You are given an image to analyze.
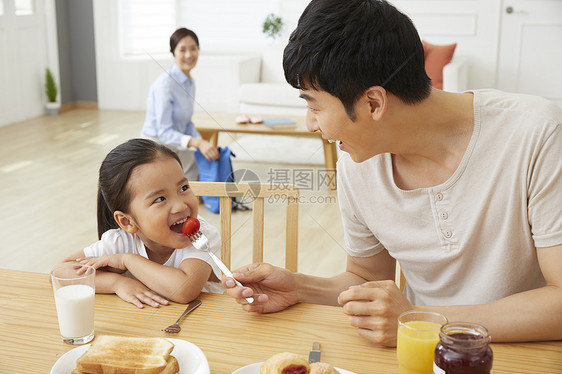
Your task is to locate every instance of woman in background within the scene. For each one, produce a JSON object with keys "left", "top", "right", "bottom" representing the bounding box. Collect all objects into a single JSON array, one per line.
[{"left": 141, "top": 27, "right": 219, "bottom": 181}]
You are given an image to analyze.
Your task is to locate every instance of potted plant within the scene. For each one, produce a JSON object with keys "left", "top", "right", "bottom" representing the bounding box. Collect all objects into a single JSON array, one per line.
[
  {"left": 45, "top": 67, "right": 60, "bottom": 115},
  {"left": 262, "top": 13, "right": 284, "bottom": 40}
]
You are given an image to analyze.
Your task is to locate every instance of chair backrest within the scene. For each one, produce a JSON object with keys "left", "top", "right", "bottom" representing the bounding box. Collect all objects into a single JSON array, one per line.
[
  {"left": 189, "top": 182, "right": 299, "bottom": 272},
  {"left": 395, "top": 261, "right": 406, "bottom": 292}
]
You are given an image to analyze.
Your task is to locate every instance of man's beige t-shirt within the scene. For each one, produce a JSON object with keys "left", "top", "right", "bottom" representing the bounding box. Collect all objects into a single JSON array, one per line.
[{"left": 337, "top": 89, "right": 562, "bottom": 306}]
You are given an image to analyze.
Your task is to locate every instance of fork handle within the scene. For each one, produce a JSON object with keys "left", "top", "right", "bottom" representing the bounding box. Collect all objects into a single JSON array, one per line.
[
  {"left": 175, "top": 299, "right": 202, "bottom": 323},
  {"left": 208, "top": 252, "right": 255, "bottom": 303}
]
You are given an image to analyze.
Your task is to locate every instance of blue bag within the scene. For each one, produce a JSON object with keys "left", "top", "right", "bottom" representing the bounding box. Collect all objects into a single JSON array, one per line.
[{"left": 194, "top": 147, "right": 234, "bottom": 213}]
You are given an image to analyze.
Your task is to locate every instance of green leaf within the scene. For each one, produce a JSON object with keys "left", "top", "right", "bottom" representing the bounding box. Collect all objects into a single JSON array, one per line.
[
  {"left": 45, "top": 68, "right": 58, "bottom": 102},
  {"left": 262, "top": 13, "right": 283, "bottom": 39}
]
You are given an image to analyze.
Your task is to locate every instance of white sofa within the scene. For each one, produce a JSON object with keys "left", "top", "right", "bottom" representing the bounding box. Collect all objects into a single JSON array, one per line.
[
  {"left": 238, "top": 44, "right": 306, "bottom": 116},
  {"left": 238, "top": 44, "right": 469, "bottom": 115},
  {"left": 442, "top": 56, "right": 469, "bottom": 93}
]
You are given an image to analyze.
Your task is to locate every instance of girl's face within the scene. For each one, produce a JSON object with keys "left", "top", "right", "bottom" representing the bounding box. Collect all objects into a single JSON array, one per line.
[
  {"left": 173, "top": 35, "right": 199, "bottom": 77},
  {"left": 124, "top": 156, "right": 199, "bottom": 255}
]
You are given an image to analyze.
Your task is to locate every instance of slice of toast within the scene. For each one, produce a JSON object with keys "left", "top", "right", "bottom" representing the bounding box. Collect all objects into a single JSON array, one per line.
[
  {"left": 74, "top": 335, "right": 175, "bottom": 374},
  {"left": 72, "top": 356, "right": 178, "bottom": 374},
  {"left": 159, "top": 356, "right": 179, "bottom": 374}
]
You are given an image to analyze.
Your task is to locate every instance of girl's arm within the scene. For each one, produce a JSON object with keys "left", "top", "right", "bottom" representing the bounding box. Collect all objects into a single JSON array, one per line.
[
  {"left": 57, "top": 249, "right": 87, "bottom": 264},
  {"left": 56, "top": 250, "right": 127, "bottom": 292},
  {"left": 57, "top": 250, "right": 168, "bottom": 308},
  {"left": 77, "top": 253, "right": 213, "bottom": 304},
  {"left": 120, "top": 254, "right": 213, "bottom": 304}
]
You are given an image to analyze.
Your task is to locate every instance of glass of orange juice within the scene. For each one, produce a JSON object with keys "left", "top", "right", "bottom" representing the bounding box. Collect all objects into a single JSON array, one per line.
[{"left": 397, "top": 311, "right": 447, "bottom": 374}]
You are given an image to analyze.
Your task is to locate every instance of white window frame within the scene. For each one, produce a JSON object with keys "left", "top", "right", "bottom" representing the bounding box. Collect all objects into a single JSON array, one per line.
[
  {"left": 118, "top": 0, "right": 179, "bottom": 58},
  {"left": 118, "top": 0, "right": 280, "bottom": 58},
  {"left": 14, "top": 0, "right": 35, "bottom": 16}
]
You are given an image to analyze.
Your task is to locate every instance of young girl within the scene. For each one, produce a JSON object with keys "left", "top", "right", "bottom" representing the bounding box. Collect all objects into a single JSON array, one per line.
[{"left": 56, "top": 138, "right": 223, "bottom": 308}]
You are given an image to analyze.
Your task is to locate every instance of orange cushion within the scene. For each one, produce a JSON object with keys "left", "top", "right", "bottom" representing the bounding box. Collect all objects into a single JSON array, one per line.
[{"left": 422, "top": 41, "right": 457, "bottom": 90}]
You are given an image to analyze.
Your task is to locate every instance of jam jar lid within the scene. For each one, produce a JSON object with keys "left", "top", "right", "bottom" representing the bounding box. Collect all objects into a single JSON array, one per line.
[{"left": 439, "top": 322, "right": 491, "bottom": 349}]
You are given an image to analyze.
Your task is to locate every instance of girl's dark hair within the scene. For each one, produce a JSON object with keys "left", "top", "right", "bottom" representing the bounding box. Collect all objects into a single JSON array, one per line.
[
  {"left": 283, "top": 0, "right": 431, "bottom": 119},
  {"left": 170, "top": 27, "right": 199, "bottom": 55},
  {"left": 96, "top": 138, "right": 182, "bottom": 239}
]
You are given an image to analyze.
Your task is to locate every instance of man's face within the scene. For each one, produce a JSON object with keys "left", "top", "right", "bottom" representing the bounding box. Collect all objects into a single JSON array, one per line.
[{"left": 299, "top": 88, "right": 378, "bottom": 163}]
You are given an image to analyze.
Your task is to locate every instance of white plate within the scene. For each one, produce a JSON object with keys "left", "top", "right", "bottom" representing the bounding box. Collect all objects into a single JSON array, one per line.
[
  {"left": 50, "top": 338, "right": 210, "bottom": 374},
  {"left": 231, "top": 362, "right": 356, "bottom": 374}
]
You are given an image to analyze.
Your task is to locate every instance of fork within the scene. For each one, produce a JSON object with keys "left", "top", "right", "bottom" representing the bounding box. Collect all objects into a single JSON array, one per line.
[
  {"left": 189, "top": 231, "right": 254, "bottom": 303},
  {"left": 162, "top": 299, "right": 202, "bottom": 333}
]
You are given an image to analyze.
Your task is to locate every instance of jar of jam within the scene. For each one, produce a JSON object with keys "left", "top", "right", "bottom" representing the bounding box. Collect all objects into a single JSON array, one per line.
[{"left": 433, "top": 322, "right": 493, "bottom": 374}]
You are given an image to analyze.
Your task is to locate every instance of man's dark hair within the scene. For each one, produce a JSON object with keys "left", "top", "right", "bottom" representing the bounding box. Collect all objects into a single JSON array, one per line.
[{"left": 283, "top": 0, "right": 431, "bottom": 119}]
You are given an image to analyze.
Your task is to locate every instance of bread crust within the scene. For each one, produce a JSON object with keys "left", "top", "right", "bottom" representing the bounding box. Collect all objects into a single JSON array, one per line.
[
  {"left": 259, "top": 352, "right": 310, "bottom": 374},
  {"left": 310, "top": 362, "right": 339, "bottom": 374},
  {"left": 158, "top": 356, "right": 180, "bottom": 374},
  {"left": 72, "top": 356, "right": 178, "bottom": 374},
  {"left": 74, "top": 335, "right": 176, "bottom": 374}
]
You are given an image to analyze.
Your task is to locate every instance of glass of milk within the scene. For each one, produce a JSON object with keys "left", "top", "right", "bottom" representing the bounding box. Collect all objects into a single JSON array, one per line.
[{"left": 51, "top": 262, "right": 95, "bottom": 344}]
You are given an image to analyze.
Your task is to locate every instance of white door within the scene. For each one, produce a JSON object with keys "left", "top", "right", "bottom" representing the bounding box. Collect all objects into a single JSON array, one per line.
[
  {"left": 0, "top": 0, "right": 49, "bottom": 127},
  {"left": 497, "top": 0, "right": 562, "bottom": 107}
]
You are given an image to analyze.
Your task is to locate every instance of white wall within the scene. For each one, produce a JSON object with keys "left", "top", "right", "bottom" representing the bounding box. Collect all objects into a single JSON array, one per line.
[
  {"left": 0, "top": 0, "right": 58, "bottom": 127},
  {"left": 94, "top": 0, "right": 505, "bottom": 113},
  {"left": 93, "top": 1, "right": 263, "bottom": 113},
  {"left": 2, "top": 0, "right": 557, "bottom": 127},
  {"left": 394, "top": 0, "right": 502, "bottom": 90}
]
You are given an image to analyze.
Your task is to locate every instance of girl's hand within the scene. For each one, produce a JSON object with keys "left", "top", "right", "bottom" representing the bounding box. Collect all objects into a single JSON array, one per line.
[
  {"left": 337, "top": 280, "right": 413, "bottom": 347},
  {"left": 76, "top": 254, "right": 128, "bottom": 273},
  {"left": 114, "top": 277, "right": 169, "bottom": 308}
]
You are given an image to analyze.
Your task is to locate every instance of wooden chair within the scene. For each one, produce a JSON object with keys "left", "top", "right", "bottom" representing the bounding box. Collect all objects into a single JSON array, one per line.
[
  {"left": 395, "top": 261, "right": 406, "bottom": 292},
  {"left": 189, "top": 182, "right": 299, "bottom": 272}
]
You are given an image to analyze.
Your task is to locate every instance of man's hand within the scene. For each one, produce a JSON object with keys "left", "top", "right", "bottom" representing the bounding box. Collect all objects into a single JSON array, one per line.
[
  {"left": 338, "top": 279, "right": 413, "bottom": 347},
  {"left": 222, "top": 263, "right": 299, "bottom": 313}
]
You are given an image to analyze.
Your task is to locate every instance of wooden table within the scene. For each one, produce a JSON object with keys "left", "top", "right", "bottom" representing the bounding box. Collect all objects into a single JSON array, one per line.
[
  {"left": 193, "top": 112, "right": 337, "bottom": 189},
  {"left": 1, "top": 269, "right": 561, "bottom": 374}
]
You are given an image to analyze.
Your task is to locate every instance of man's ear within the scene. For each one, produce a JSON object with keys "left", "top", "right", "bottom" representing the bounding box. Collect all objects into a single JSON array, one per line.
[
  {"left": 365, "top": 86, "right": 387, "bottom": 120},
  {"left": 113, "top": 211, "right": 138, "bottom": 234}
]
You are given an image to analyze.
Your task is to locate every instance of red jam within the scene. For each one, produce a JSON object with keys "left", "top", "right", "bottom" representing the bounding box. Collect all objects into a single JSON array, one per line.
[
  {"left": 433, "top": 322, "right": 493, "bottom": 374},
  {"left": 282, "top": 365, "right": 308, "bottom": 374}
]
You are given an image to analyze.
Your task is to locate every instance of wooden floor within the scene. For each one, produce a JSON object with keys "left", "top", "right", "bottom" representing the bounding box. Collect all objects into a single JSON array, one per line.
[{"left": 0, "top": 109, "right": 346, "bottom": 277}]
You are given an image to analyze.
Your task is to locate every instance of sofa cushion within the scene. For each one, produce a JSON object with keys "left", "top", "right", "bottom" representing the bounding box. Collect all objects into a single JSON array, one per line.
[
  {"left": 239, "top": 82, "right": 305, "bottom": 108},
  {"left": 422, "top": 41, "right": 457, "bottom": 89}
]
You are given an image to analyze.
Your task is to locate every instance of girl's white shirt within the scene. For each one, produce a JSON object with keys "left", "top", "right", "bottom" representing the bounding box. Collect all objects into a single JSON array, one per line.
[{"left": 83, "top": 215, "right": 224, "bottom": 293}]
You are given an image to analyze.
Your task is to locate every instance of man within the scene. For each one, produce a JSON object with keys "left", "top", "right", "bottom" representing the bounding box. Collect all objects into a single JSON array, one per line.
[{"left": 223, "top": 0, "right": 562, "bottom": 346}]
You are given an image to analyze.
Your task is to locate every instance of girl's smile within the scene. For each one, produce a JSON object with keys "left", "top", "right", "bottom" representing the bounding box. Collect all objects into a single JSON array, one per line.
[{"left": 170, "top": 217, "right": 188, "bottom": 234}]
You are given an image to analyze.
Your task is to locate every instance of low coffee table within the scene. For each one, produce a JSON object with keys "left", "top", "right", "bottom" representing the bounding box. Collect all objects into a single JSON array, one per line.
[{"left": 194, "top": 112, "right": 337, "bottom": 189}]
